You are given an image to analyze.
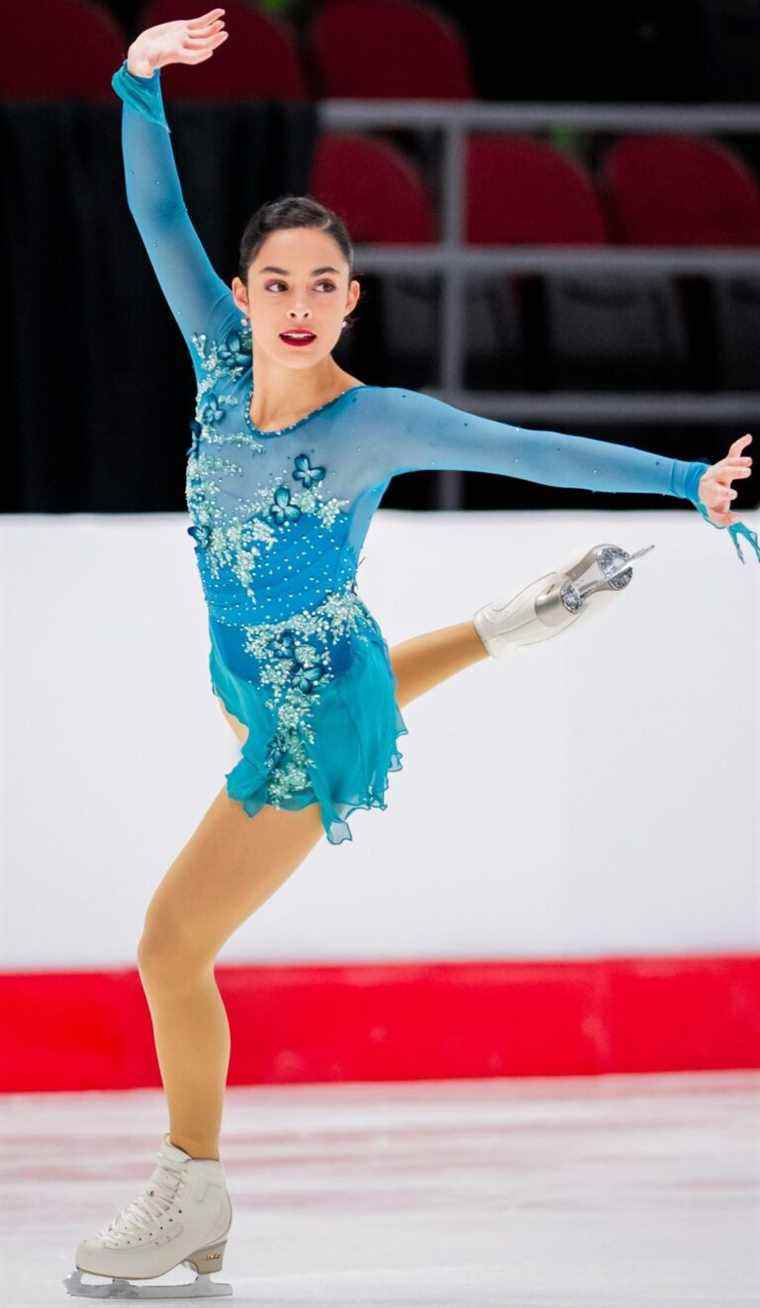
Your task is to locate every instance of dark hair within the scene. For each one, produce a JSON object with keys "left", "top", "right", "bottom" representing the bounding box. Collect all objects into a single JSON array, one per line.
[{"left": 238, "top": 196, "right": 357, "bottom": 329}]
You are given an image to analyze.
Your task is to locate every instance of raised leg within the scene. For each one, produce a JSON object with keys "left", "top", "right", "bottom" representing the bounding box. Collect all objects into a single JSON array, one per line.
[{"left": 389, "top": 619, "right": 488, "bottom": 709}]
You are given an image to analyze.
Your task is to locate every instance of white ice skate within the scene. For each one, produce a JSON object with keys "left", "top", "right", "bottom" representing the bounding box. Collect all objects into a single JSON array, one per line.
[
  {"left": 473, "top": 541, "right": 655, "bottom": 657},
  {"left": 63, "top": 1134, "right": 233, "bottom": 1299}
]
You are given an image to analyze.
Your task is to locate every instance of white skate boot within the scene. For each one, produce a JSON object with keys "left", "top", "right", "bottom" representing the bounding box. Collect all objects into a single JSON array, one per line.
[
  {"left": 473, "top": 541, "right": 655, "bottom": 657},
  {"left": 63, "top": 1134, "right": 233, "bottom": 1299}
]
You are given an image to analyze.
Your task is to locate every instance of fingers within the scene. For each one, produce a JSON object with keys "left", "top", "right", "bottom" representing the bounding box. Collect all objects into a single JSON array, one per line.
[
  {"left": 183, "top": 8, "right": 226, "bottom": 57},
  {"left": 183, "top": 31, "right": 226, "bottom": 48},
  {"left": 182, "top": 30, "right": 228, "bottom": 58},
  {"left": 185, "top": 15, "right": 225, "bottom": 39},
  {"left": 186, "top": 17, "right": 225, "bottom": 36},
  {"left": 728, "top": 432, "right": 753, "bottom": 459},
  {"left": 714, "top": 466, "right": 752, "bottom": 487},
  {"left": 183, "top": 32, "right": 224, "bottom": 47},
  {"left": 717, "top": 431, "right": 754, "bottom": 516},
  {"left": 702, "top": 466, "right": 743, "bottom": 517},
  {"left": 182, "top": 43, "right": 225, "bottom": 62},
  {"left": 187, "top": 8, "right": 225, "bottom": 28},
  {"left": 709, "top": 501, "right": 737, "bottom": 524}
]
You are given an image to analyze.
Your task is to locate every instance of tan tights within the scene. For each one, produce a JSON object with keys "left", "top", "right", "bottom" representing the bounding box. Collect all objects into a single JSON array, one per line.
[{"left": 137, "top": 620, "right": 488, "bottom": 1162}]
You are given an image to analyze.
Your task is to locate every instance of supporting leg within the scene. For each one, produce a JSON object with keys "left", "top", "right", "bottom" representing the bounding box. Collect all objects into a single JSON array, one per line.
[
  {"left": 137, "top": 794, "right": 325, "bottom": 1161},
  {"left": 136, "top": 955, "right": 230, "bottom": 1163},
  {"left": 169, "top": 619, "right": 488, "bottom": 1158}
]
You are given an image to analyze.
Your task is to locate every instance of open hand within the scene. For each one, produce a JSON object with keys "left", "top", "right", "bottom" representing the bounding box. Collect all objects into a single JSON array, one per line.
[
  {"left": 126, "top": 7, "right": 228, "bottom": 79},
  {"left": 698, "top": 433, "right": 753, "bottom": 527}
]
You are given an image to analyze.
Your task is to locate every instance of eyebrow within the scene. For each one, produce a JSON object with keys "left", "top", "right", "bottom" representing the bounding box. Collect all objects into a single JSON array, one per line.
[{"left": 258, "top": 265, "right": 340, "bottom": 275}]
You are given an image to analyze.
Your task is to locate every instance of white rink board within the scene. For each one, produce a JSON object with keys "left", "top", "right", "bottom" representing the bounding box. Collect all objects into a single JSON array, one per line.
[{"left": 2, "top": 507, "right": 758, "bottom": 970}]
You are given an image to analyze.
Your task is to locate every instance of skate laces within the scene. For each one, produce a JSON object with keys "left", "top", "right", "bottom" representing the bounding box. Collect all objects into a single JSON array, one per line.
[{"left": 96, "top": 1151, "right": 186, "bottom": 1245}]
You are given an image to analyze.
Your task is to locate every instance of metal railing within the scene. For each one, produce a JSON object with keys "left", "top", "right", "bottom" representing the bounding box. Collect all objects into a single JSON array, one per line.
[{"left": 320, "top": 100, "right": 760, "bottom": 503}]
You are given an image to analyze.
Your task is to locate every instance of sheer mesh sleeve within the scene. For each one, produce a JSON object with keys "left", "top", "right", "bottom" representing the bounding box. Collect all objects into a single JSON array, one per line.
[
  {"left": 370, "top": 388, "right": 758, "bottom": 565},
  {"left": 111, "top": 59, "right": 235, "bottom": 372}
]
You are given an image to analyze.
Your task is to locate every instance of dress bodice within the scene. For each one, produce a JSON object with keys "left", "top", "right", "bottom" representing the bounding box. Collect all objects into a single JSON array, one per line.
[{"left": 184, "top": 313, "right": 390, "bottom": 626}]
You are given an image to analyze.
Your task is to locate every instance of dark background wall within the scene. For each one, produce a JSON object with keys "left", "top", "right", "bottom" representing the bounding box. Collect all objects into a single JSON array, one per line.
[{"left": 3, "top": 0, "right": 760, "bottom": 515}]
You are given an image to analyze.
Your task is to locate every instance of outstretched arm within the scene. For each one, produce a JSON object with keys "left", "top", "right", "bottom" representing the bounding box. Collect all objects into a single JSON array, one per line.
[
  {"left": 378, "top": 388, "right": 705, "bottom": 499},
  {"left": 372, "top": 388, "right": 758, "bottom": 563},
  {"left": 111, "top": 10, "right": 233, "bottom": 366}
]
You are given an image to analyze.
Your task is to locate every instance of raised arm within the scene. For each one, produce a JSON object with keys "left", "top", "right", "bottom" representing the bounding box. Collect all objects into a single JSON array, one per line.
[
  {"left": 111, "top": 10, "right": 233, "bottom": 366},
  {"left": 370, "top": 388, "right": 759, "bottom": 564}
]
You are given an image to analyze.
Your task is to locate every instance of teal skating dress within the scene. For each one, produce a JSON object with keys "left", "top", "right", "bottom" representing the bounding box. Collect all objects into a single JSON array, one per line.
[{"left": 112, "top": 62, "right": 758, "bottom": 845}]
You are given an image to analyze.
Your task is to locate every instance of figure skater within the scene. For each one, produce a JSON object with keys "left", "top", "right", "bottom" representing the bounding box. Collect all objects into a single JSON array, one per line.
[{"left": 65, "top": 9, "right": 757, "bottom": 1299}]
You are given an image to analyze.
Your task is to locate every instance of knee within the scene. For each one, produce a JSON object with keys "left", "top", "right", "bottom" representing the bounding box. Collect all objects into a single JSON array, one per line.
[{"left": 137, "top": 903, "right": 211, "bottom": 991}]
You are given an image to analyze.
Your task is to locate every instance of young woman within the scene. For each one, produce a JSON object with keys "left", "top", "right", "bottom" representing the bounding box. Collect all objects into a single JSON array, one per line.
[{"left": 64, "top": 9, "right": 755, "bottom": 1299}]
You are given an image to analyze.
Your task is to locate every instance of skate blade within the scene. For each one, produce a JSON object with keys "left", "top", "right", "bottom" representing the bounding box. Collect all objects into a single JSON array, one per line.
[
  {"left": 596, "top": 542, "right": 655, "bottom": 586},
  {"left": 63, "top": 1267, "right": 232, "bottom": 1299}
]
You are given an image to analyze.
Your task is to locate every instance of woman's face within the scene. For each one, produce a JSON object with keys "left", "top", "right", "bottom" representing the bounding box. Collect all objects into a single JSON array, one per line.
[{"left": 231, "top": 226, "right": 360, "bottom": 370}]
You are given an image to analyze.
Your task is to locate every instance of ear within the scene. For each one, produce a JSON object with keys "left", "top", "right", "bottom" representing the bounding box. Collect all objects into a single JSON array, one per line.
[
  {"left": 231, "top": 276, "right": 249, "bottom": 316},
  {"left": 347, "top": 277, "right": 361, "bottom": 315}
]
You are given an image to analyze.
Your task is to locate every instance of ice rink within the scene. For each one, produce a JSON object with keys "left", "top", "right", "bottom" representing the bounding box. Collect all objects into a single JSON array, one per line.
[{"left": 3, "top": 1068, "right": 759, "bottom": 1306}]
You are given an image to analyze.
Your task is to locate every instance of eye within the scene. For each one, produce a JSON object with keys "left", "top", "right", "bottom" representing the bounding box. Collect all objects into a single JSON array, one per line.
[{"left": 264, "top": 280, "right": 336, "bottom": 293}]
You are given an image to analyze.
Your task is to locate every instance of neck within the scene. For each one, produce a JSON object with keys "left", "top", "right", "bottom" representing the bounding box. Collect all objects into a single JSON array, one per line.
[{"left": 249, "top": 348, "right": 353, "bottom": 429}]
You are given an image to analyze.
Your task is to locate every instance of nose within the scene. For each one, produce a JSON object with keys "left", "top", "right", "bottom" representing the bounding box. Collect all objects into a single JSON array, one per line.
[{"left": 287, "top": 305, "right": 312, "bottom": 321}]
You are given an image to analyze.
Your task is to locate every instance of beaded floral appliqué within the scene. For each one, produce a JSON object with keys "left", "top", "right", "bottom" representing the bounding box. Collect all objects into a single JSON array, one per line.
[
  {"left": 190, "top": 317, "right": 263, "bottom": 453},
  {"left": 185, "top": 317, "right": 349, "bottom": 603},
  {"left": 186, "top": 448, "right": 349, "bottom": 602},
  {"left": 192, "top": 318, "right": 252, "bottom": 382},
  {"left": 293, "top": 454, "right": 325, "bottom": 490},
  {"left": 242, "top": 583, "right": 369, "bottom": 804}
]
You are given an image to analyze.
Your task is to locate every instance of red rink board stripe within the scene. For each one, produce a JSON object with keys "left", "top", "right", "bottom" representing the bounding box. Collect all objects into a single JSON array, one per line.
[{"left": 1, "top": 954, "right": 759, "bottom": 1092}]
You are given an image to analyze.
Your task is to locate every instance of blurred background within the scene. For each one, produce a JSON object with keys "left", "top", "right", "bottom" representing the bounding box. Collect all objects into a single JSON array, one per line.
[
  {"left": 1, "top": 0, "right": 759, "bottom": 1096},
  {"left": 5, "top": 0, "right": 760, "bottom": 515}
]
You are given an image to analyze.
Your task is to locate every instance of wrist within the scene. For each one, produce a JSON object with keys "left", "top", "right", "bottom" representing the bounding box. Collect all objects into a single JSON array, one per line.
[
  {"left": 686, "top": 460, "right": 711, "bottom": 507},
  {"left": 126, "top": 45, "right": 155, "bottom": 78}
]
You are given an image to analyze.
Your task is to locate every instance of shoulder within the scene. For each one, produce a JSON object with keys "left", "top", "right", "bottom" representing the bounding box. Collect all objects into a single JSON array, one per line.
[
  {"left": 346, "top": 386, "right": 444, "bottom": 422},
  {"left": 192, "top": 294, "right": 252, "bottom": 381},
  {"left": 352, "top": 386, "right": 444, "bottom": 419},
  {"left": 345, "top": 384, "right": 410, "bottom": 416},
  {"left": 351, "top": 384, "right": 417, "bottom": 403}
]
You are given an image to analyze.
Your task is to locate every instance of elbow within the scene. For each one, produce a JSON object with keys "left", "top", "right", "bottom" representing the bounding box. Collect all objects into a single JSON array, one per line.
[{"left": 123, "top": 191, "right": 184, "bottom": 227}]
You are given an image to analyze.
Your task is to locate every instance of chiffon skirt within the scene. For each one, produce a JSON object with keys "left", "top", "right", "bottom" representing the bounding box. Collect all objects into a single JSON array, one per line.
[{"left": 207, "top": 583, "right": 408, "bottom": 845}]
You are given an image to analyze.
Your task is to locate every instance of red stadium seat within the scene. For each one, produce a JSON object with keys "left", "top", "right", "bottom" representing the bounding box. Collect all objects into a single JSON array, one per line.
[
  {"left": 464, "top": 135, "right": 694, "bottom": 391},
  {"left": 306, "top": 0, "right": 474, "bottom": 99},
  {"left": 309, "top": 132, "right": 436, "bottom": 241},
  {"left": 599, "top": 136, "right": 760, "bottom": 389},
  {"left": 0, "top": 0, "right": 126, "bottom": 101},
  {"left": 465, "top": 134, "right": 608, "bottom": 245},
  {"left": 600, "top": 134, "right": 760, "bottom": 246},
  {"left": 310, "top": 131, "right": 438, "bottom": 387},
  {"left": 136, "top": 0, "right": 307, "bottom": 100}
]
